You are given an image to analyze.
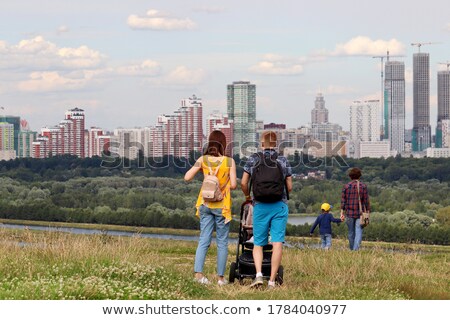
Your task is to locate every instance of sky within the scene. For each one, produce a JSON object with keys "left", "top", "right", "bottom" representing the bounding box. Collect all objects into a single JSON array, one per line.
[{"left": 1, "top": 0, "right": 449, "bottom": 132}]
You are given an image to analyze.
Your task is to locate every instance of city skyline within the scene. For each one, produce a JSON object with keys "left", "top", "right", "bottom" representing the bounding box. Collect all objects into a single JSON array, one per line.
[{"left": 1, "top": 1, "right": 450, "bottom": 132}]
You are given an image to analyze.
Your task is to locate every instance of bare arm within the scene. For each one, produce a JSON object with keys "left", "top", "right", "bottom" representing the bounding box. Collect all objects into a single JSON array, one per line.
[
  {"left": 285, "top": 176, "right": 293, "bottom": 193},
  {"left": 229, "top": 158, "right": 237, "bottom": 190},
  {"left": 184, "top": 157, "right": 202, "bottom": 181},
  {"left": 241, "top": 171, "right": 251, "bottom": 198}
]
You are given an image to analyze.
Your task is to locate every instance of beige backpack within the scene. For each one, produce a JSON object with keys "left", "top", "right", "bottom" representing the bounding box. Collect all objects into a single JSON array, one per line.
[{"left": 201, "top": 157, "right": 225, "bottom": 202}]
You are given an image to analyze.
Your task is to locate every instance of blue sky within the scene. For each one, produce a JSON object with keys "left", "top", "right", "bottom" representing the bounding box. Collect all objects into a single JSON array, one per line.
[{"left": 1, "top": 0, "right": 449, "bottom": 132}]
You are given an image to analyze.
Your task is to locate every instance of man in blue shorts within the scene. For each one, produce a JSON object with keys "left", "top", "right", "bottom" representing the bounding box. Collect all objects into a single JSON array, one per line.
[{"left": 241, "top": 131, "right": 292, "bottom": 289}]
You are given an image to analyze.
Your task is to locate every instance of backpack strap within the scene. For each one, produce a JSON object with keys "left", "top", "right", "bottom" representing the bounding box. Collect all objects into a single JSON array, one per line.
[{"left": 204, "top": 156, "right": 224, "bottom": 176}]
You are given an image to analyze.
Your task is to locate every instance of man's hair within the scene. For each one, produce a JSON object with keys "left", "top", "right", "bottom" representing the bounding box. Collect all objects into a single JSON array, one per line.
[
  {"left": 204, "top": 130, "right": 226, "bottom": 156},
  {"left": 348, "top": 167, "right": 362, "bottom": 180},
  {"left": 261, "top": 131, "right": 277, "bottom": 148}
]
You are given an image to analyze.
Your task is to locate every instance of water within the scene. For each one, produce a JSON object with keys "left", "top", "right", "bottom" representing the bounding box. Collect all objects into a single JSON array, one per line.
[
  {"left": 0, "top": 223, "right": 204, "bottom": 242},
  {"left": 287, "top": 215, "right": 317, "bottom": 225}
]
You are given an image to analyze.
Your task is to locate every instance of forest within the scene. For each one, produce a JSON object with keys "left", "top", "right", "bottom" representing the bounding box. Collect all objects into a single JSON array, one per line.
[{"left": 0, "top": 155, "right": 449, "bottom": 245}]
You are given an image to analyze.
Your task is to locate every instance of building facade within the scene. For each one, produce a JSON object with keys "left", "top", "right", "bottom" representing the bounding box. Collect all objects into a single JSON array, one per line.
[
  {"left": 350, "top": 100, "right": 380, "bottom": 142},
  {"left": 206, "top": 112, "right": 234, "bottom": 154},
  {"left": 385, "top": 60, "right": 405, "bottom": 152},
  {"left": 0, "top": 122, "right": 16, "bottom": 160},
  {"left": 436, "top": 70, "right": 450, "bottom": 147},
  {"left": 412, "top": 53, "right": 431, "bottom": 151},
  {"left": 311, "top": 93, "right": 329, "bottom": 124},
  {"left": 18, "top": 130, "right": 37, "bottom": 158},
  {"left": 227, "top": 81, "right": 256, "bottom": 155}
]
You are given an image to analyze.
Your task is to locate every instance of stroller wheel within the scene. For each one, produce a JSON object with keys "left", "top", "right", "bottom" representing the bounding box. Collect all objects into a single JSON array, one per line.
[
  {"left": 276, "top": 265, "right": 284, "bottom": 285},
  {"left": 229, "top": 262, "right": 237, "bottom": 283}
]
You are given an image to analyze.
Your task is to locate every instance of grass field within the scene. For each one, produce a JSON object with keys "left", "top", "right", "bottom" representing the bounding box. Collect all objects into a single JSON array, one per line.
[{"left": 0, "top": 227, "right": 448, "bottom": 300}]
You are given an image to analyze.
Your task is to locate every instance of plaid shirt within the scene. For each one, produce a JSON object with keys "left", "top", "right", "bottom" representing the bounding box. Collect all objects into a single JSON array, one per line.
[{"left": 341, "top": 180, "right": 370, "bottom": 218}]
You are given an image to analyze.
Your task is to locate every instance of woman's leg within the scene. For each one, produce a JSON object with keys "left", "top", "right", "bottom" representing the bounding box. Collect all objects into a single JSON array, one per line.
[
  {"left": 194, "top": 205, "right": 215, "bottom": 278},
  {"left": 214, "top": 210, "right": 230, "bottom": 279}
]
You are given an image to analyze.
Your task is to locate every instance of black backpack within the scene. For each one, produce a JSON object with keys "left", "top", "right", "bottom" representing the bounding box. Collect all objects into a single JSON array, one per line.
[{"left": 250, "top": 151, "right": 289, "bottom": 203}]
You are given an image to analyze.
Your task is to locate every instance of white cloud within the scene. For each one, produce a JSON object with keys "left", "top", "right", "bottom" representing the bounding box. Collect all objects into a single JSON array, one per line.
[
  {"left": 127, "top": 9, "right": 196, "bottom": 31},
  {"left": 18, "top": 71, "right": 89, "bottom": 92},
  {"left": 0, "top": 36, "right": 106, "bottom": 71},
  {"left": 332, "top": 36, "right": 405, "bottom": 56},
  {"left": 446, "top": 23, "right": 450, "bottom": 32},
  {"left": 152, "top": 66, "right": 207, "bottom": 86},
  {"left": 249, "top": 54, "right": 304, "bottom": 75},
  {"left": 116, "top": 60, "right": 162, "bottom": 76}
]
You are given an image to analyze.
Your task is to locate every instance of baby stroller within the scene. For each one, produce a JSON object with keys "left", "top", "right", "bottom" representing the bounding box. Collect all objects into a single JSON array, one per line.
[{"left": 228, "top": 202, "right": 284, "bottom": 284}]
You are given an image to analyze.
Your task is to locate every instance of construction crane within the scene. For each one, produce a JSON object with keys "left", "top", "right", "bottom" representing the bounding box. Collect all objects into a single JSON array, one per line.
[
  {"left": 438, "top": 61, "right": 450, "bottom": 71},
  {"left": 372, "top": 51, "right": 405, "bottom": 139},
  {"left": 411, "top": 42, "right": 440, "bottom": 53}
]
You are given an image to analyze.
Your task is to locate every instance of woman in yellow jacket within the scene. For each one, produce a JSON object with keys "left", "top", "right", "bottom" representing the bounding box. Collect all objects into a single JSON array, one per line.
[{"left": 184, "top": 130, "right": 237, "bottom": 285}]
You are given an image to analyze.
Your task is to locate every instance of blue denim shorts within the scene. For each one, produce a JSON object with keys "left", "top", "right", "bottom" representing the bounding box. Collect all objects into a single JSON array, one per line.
[{"left": 252, "top": 201, "right": 289, "bottom": 246}]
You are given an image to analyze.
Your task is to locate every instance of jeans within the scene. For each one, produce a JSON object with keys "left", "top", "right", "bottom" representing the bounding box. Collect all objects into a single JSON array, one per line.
[
  {"left": 321, "top": 234, "right": 332, "bottom": 249},
  {"left": 194, "top": 205, "right": 230, "bottom": 276},
  {"left": 346, "top": 217, "right": 363, "bottom": 250}
]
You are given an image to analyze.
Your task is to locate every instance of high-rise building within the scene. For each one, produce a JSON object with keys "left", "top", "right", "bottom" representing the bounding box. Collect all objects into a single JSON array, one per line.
[
  {"left": 227, "top": 81, "right": 256, "bottom": 155},
  {"left": 89, "top": 127, "right": 104, "bottom": 157},
  {"left": 385, "top": 60, "right": 405, "bottom": 152},
  {"left": 41, "top": 126, "right": 63, "bottom": 156},
  {"left": 350, "top": 100, "right": 380, "bottom": 142},
  {"left": 311, "top": 93, "right": 329, "bottom": 124},
  {"left": 206, "top": 112, "right": 234, "bottom": 154},
  {"left": 32, "top": 136, "right": 49, "bottom": 159},
  {"left": 18, "top": 130, "right": 37, "bottom": 158},
  {"left": 0, "top": 122, "right": 16, "bottom": 160},
  {"left": 64, "top": 108, "right": 85, "bottom": 158},
  {"left": 436, "top": 70, "right": 450, "bottom": 147},
  {"left": 412, "top": 53, "right": 431, "bottom": 151},
  {"left": 0, "top": 115, "right": 20, "bottom": 153},
  {"left": 441, "top": 119, "right": 450, "bottom": 148}
]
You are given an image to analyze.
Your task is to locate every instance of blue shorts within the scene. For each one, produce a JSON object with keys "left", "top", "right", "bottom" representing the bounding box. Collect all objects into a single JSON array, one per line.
[{"left": 252, "top": 201, "right": 289, "bottom": 246}]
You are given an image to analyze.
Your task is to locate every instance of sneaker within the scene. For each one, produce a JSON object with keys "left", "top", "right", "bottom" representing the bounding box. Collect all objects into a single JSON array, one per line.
[
  {"left": 218, "top": 279, "right": 228, "bottom": 286},
  {"left": 267, "top": 281, "right": 277, "bottom": 290},
  {"left": 194, "top": 277, "right": 210, "bottom": 285},
  {"left": 250, "top": 276, "right": 264, "bottom": 288}
]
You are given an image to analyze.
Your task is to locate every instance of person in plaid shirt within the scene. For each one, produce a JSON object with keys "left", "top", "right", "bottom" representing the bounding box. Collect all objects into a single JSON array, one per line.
[{"left": 340, "top": 167, "right": 370, "bottom": 250}]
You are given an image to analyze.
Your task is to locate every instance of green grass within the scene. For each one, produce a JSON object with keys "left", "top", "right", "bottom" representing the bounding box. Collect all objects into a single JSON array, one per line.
[{"left": 0, "top": 227, "right": 448, "bottom": 300}]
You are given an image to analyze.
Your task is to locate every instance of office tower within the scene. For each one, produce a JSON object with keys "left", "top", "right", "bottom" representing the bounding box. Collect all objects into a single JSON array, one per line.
[
  {"left": 385, "top": 60, "right": 405, "bottom": 152},
  {"left": 227, "top": 81, "right": 256, "bottom": 155},
  {"left": 64, "top": 108, "right": 85, "bottom": 158},
  {"left": 436, "top": 70, "right": 450, "bottom": 147},
  {"left": 311, "top": 93, "right": 329, "bottom": 124},
  {"left": 206, "top": 112, "right": 234, "bottom": 153},
  {"left": 412, "top": 53, "right": 431, "bottom": 151},
  {"left": 350, "top": 100, "right": 380, "bottom": 142}
]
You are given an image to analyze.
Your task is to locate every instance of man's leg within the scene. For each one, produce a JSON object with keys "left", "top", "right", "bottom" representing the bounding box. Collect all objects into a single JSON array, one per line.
[
  {"left": 346, "top": 217, "right": 355, "bottom": 250},
  {"left": 268, "top": 202, "right": 289, "bottom": 283},
  {"left": 252, "top": 245, "right": 263, "bottom": 274},
  {"left": 270, "top": 242, "right": 283, "bottom": 282},
  {"left": 353, "top": 218, "right": 363, "bottom": 250},
  {"left": 251, "top": 203, "right": 269, "bottom": 287}
]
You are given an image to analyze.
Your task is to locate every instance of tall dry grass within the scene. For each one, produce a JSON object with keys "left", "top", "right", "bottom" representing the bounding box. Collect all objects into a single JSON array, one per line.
[{"left": 0, "top": 228, "right": 448, "bottom": 300}]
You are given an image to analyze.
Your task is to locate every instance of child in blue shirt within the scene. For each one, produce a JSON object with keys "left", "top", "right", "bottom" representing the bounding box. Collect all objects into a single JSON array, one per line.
[{"left": 310, "top": 203, "right": 342, "bottom": 249}]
